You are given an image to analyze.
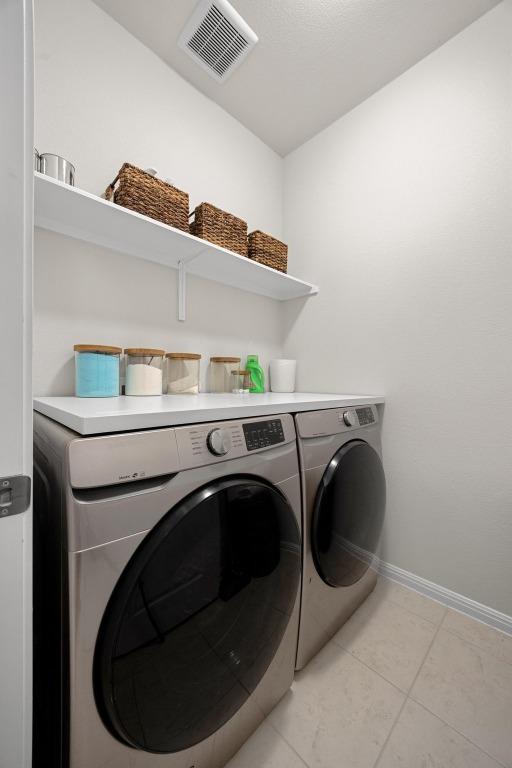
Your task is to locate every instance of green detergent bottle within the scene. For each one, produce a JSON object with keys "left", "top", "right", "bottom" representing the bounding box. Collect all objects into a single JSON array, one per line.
[{"left": 246, "top": 355, "right": 265, "bottom": 393}]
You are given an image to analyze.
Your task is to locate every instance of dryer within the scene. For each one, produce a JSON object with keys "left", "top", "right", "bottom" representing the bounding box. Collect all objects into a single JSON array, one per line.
[
  {"left": 33, "top": 412, "right": 302, "bottom": 768},
  {"left": 295, "top": 404, "right": 386, "bottom": 670}
]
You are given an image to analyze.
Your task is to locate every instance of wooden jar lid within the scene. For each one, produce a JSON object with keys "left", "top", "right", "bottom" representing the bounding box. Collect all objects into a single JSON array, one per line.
[
  {"left": 166, "top": 352, "right": 201, "bottom": 360},
  {"left": 74, "top": 344, "right": 122, "bottom": 355},
  {"left": 124, "top": 348, "right": 165, "bottom": 356},
  {"left": 210, "top": 356, "right": 241, "bottom": 363}
]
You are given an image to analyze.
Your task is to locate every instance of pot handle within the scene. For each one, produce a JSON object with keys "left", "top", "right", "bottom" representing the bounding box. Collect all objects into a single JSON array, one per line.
[{"left": 103, "top": 172, "right": 120, "bottom": 201}]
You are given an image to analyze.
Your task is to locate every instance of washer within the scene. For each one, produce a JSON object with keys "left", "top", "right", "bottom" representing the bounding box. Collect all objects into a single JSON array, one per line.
[
  {"left": 33, "top": 412, "right": 302, "bottom": 768},
  {"left": 295, "top": 404, "right": 386, "bottom": 670}
]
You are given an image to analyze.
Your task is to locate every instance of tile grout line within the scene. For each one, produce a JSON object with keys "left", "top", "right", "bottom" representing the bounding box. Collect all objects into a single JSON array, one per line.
[
  {"left": 379, "top": 563, "right": 512, "bottom": 638},
  {"left": 265, "top": 589, "right": 509, "bottom": 768},
  {"left": 266, "top": 712, "right": 313, "bottom": 768},
  {"left": 268, "top": 639, "right": 414, "bottom": 768},
  {"left": 376, "top": 583, "right": 448, "bottom": 627},
  {"left": 333, "top": 586, "right": 446, "bottom": 645},
  {"left": 331, "top": 642, "right": 410, "bottom": 696},
  {"left": 379, "top": 574, "right": 450, "bottom": 614},
  {"left": 268, "top": 637, "right": 507, "bottom": 768},
  {"left": 405, "top": 695, "right": 509, "bottom": 768},
  {"left": 331, "top": 602, "right": 449, "bottom": 696},
  {"left": 399, "top": 580, "right": 512, "bottom": 669},
  {"left": 440, "top": 624, "right": 512, "bottom": 671},
  {"left": 328, "top": 609, "right": 510, "bottom": 768},
  {"left": 371, "top": 609, "right": 446, "bottom": 768},
  {"left": 367, "top": 684, "right": 409, "bottom": 768},
  {"left": 267, "top": 591, "right": 510, "bottom": 768}
]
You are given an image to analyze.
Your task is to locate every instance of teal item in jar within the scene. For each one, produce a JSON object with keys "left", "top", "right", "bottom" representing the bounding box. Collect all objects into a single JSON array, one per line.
[{"left": 74, "top": 345, "right": 121, "bottom": 397}]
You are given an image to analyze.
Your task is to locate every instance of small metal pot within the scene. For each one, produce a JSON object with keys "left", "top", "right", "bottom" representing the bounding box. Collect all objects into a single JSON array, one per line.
[{"left": 39, "top": 153, "right": 75, "bottom": 186}]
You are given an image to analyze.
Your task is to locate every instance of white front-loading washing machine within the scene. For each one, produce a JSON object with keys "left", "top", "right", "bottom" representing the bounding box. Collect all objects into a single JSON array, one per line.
[
  {"left": 295, "top": 404, "right": 386, "bottom": 670},
  {"left": 33, "top": 412, "right": 302, "bottom": 768}
]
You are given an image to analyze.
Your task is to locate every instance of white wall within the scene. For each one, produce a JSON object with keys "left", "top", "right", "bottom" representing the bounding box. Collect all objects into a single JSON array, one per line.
[
  {"left": 283, "top": 1, "right": 512, "bottom": 615},
  {"left": 33, "top": 0, "right": 283, "bottom": 395},
  {"left": 34, "top": 229, "right": 283, "bottom": 394}
]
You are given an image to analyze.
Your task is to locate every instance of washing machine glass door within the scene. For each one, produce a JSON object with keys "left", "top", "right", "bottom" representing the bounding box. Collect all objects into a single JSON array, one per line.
[
  {"left": 312, "top": 440, "right": 386, "bottom": 588},
  {"left": 94, "top": 477, "right": 300, "bottom": 754}
]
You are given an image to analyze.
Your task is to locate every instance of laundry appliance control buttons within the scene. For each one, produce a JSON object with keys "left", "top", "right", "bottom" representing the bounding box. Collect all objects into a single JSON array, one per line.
[{"left": 207, "top": 428, "right": 232, "bottom": 456}]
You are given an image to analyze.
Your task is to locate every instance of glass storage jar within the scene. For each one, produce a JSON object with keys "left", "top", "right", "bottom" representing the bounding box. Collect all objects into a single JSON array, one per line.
[
  {"left": 74, "top": 344, "right": 121, "bottom": 397},
  {"left": 125, "top": 348, "right": 165, "bottom": 396},
  {"left": 231, "top": 369, "right": 251, "bottom": 394},
  {"left": 209, "top": 357, "right": 241, "bottom": 393},
  {"left": 166, "top": 353, "right": 201, "bottom": 394}
]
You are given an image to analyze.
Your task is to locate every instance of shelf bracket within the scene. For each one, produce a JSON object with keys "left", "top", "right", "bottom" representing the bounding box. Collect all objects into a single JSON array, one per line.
[
  {"left": 178, "top": 260, "right": 187, "bottom": 322},
  {"left": 177, "top": 248, "right": 205, "bottom": 322}
]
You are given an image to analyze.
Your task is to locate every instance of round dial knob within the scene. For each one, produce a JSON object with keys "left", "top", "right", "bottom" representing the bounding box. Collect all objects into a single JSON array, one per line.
[
  {"left": 343, "top": 409, "right": 357, "bottom": 427},
  {"left": 207, "top": 428, "right": 232, "bottom": 456}
]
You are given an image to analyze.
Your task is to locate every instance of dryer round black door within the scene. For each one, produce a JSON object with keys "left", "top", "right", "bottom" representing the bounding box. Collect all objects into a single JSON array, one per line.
[
  {"left": 312, "top": 440, "right": 386, "bottom": 588},
  {"left": 94, "top": 477, "right": 301, "bottom": 754}
]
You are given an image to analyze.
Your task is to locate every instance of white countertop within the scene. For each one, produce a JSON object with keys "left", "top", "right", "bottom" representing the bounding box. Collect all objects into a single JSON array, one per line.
[{"left": 33, "top": 392, "right": 385, "bottom": 435}]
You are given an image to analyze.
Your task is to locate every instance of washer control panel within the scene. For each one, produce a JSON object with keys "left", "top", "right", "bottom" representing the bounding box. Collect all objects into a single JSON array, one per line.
[
  {"left": 243, "top": 418, "right": 285, "bottom": 452},
  {"left": 187, "top": 423, "right": 244, "bottom": 460},
  {"left": 175, "top": 413, "right": 295, "bottom": 470},
  {"left": 66, "top": 414, "right": 296, "bottom": 487}
]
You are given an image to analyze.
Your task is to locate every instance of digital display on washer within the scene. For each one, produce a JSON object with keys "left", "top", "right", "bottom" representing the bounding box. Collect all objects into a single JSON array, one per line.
[
  {"left": 243, "top": 419, "right": 285, "bottom": 451},
  {"left": 356, "top": 407, "right": 375, "bottom": 426}
]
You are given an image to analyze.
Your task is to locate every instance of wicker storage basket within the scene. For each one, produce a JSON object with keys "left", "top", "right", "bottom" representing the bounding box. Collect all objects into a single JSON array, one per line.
[
  {"left": 104, "top": 163, "right": 189, "bottom": 231},
  {"left": 248, "top": 230, "right": 288, "bottom": 273},
  {"left": 190, "top": 202, "right": 248, "bottom": 257}
]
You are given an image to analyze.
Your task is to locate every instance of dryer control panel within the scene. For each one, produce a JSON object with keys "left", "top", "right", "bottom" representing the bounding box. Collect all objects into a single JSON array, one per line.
[
  {"left": 296, "top": 404, "right": 379, "bottom": 439},
  {"left": 337, "top": 406, "right": 375, "bottom": 428},
  {"left": 355, "top": 406, "right": 375, "bottom": 425}
]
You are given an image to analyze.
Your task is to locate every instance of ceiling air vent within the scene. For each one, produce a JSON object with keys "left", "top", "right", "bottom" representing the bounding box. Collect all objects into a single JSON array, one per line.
[{"left": 178, "top": 0, "right": 258, "bottom": 83}]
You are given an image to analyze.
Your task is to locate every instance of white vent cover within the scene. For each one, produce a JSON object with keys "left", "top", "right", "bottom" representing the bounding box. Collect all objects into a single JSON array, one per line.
[{"left": 178, "top": 0, "right": 258, "bottom": 83}]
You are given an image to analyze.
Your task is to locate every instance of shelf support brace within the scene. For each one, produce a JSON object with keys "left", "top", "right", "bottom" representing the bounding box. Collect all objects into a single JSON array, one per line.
[
  {"left": 178, "top": 260, "right": 187, "bottom": 322},
  {"left": 177, "top": 248, "right": 206, "bottom": 322}
]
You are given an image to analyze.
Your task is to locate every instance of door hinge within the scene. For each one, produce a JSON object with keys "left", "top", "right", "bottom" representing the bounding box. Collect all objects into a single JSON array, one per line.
[{"left": 0, "top": 475, "right": 31, "bottom": 518}]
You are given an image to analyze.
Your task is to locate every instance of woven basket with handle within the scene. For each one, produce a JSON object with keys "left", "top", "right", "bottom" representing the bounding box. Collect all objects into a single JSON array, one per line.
[
  {"left": 248, "top": 230, "right": 288, "bottom": 273},
  {"left": 189, "top": 202, "right": 248, "bottom": 257},
  {"left": 104, "top": 163, "right": 189, "bottom": 231}
]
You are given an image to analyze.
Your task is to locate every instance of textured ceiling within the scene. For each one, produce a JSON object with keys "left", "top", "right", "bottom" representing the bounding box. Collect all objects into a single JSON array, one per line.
[{"left": 93, "top": 0, "right": 500, "bottom": 155}]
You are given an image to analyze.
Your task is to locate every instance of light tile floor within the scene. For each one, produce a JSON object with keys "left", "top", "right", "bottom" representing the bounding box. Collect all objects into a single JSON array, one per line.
[{"left": 226, "top": 578, "right": 512, "bottom": 768}]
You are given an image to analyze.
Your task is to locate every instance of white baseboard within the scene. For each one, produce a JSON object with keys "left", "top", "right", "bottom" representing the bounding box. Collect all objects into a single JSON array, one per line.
[{"left": 378, "top": 560, "right": 512, "bottom": 636}]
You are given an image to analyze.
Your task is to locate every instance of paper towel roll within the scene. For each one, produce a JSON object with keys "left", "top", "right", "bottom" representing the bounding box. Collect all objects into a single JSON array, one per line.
[{"left": 269, "top": 359, "right": 297, "bottom": 393}]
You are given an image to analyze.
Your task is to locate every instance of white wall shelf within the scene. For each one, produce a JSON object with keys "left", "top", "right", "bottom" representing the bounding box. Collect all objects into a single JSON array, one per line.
[{"left": 34, "top": 173, "right": 318, "bottom": 320}]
